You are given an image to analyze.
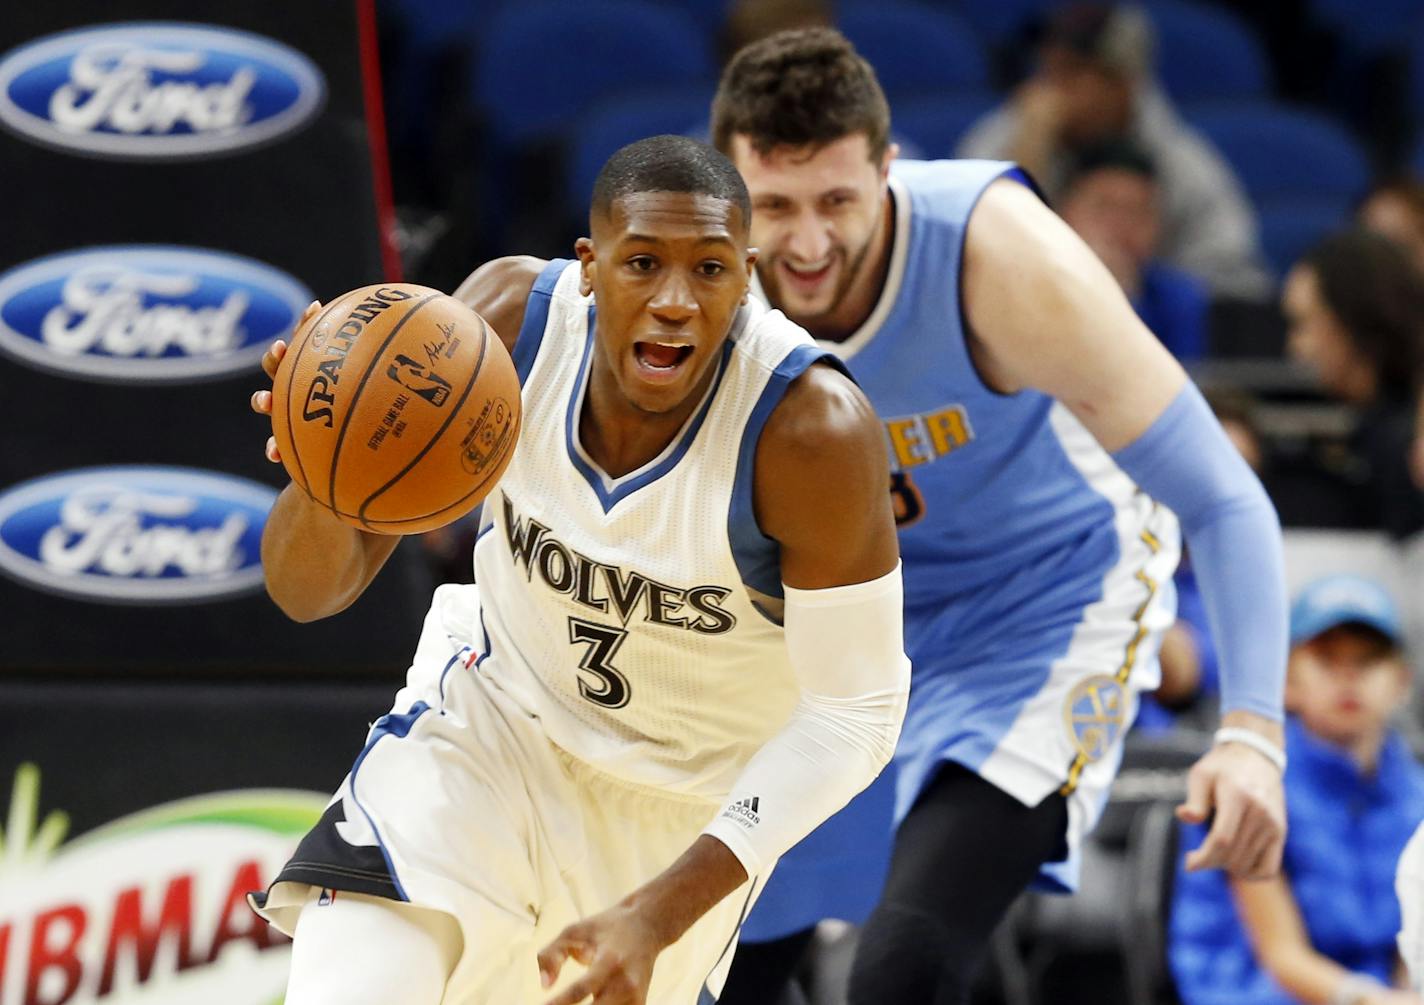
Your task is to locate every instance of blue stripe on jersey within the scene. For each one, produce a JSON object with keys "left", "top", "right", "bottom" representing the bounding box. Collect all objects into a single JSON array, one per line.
[
  {"left": 727, "top": 344, "right": 842, "bottom": 606},
  {"left": 347, "top": 701, "right": 433, "bottom": 901},
  {"left": 563, "top": 329, "right": 735, "bottom": 513},
  {"left": 512, "top": 258, "right": 570, "bottom": 383}
]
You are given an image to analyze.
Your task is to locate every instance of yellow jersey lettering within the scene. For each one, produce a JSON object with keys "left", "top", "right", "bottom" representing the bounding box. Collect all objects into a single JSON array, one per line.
[
  {"left": 924, "top": 407, "right": 972, "bottom": 457},
  {"left": 886, "top": 417, "right": 930, "bottom": 468}
]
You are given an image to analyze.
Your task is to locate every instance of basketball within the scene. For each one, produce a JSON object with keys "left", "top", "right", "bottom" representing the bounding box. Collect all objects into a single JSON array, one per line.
[{"left": 270, "top": 283, "right": 521, "bottom": 534}]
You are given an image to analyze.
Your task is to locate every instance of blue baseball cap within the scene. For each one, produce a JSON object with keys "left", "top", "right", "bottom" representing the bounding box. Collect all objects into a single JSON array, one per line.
[{"left": 1289, "top": 574, "right": 1402, "bottom": 647}]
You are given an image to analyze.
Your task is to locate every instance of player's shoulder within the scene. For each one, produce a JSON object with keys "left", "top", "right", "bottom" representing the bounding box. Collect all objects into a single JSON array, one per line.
[
  {"left": 758, "top": 362, "right": 883, "bottom": 480},
  {"left": 451, "top": 255, "right": 548, "bottom": 356}
]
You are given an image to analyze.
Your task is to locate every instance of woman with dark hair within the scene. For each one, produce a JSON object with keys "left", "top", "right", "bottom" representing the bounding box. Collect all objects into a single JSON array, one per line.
[{"left": 1282, "top": 228, "right": 1424, "bottom": 538}]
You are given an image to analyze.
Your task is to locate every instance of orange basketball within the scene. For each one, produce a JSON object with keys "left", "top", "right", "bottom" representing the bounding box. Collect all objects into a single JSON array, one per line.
[{"left": 270, "top": 283, "right": 521, "bottom": 534}]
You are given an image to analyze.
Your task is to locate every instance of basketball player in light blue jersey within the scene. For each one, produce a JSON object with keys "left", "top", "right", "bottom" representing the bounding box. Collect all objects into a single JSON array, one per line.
[{"left": 712, "top": 29, "right": 1289, "bottom": 1004}]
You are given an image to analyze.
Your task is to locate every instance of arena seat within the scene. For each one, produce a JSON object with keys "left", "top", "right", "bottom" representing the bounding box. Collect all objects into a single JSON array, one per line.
[
  {"left": 954, "top": 0, "right": 1057, "bottom": 46},
  {"left": 1257, "top": 200, "right": 1349, "bottom": 277},
  {"left": 1189, "top": 105, "right": 1370, "bottom": 206},
  {"left": 1313, "top": 0, "right": 1424, "bottom": 54},
  {"left": 838, "top": 2, "right": 989, "bottom": 99},
  {"left": 891, "top": 91, "right": 999, "bottom": 161},
  {"left": 565, "top": 89, "right": 714, "bottom": 217},
  {"left": 473, "top": 0, "right": 714, "bottom": 146},
  {"left": 1143, "top": 0, "right": 1271, "bottom": 104}
]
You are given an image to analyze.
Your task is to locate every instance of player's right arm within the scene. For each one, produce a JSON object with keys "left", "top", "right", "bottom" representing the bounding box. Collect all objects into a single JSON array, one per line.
[{"left": 253, "top": 257, "right": 543, "bottom": 622}]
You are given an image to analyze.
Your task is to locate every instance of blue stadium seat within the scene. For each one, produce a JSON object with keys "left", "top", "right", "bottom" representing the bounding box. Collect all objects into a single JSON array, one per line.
[
  {"left": 838, "top": 2, "right": 989, "bottom": 99},
  {"left": 1313, "top": 0, "right": 1424, "bottom": 54},
  {"left": 473, "top": 0, "right": 714, "bottom": 146},
  {"left": 954, "top": 0, "right": 1056, "bottom": 45},
  {"left": 1143, "top": 0, "right": 1271, "bottom": 103},
  {"left": 1189, "top": 105, "right": 1371, "bottom": 205},
  {"left": 1411, "top": 23, "right": 1424, "bottom": 121},
  {"left": 1257, "top": 201, "right": 1350, "bottom": 278},
  {"left": 1411, "top": 133, "right": 1424, "bottom": 176},
  {"left": 565, "top": 90, "right": 715, "bottom": 214},
  {"left": 891, "top": 92, "right": 999, "bottom": 161}
]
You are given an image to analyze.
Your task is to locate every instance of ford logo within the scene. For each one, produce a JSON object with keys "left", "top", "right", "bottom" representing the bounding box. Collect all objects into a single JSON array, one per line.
[
  {"left": 0, "top": 22, "right": 325, "bottom": 159},
  {"left": 0, "top": 245, "right": 313, "bottom": 384},
  {"left": 0, "top": 466, "right": 277, "bottom": 604}
]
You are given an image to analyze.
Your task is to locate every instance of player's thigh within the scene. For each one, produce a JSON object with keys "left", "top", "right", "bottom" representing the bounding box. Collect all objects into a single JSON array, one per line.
[
  {"left": 882, "top": 763, "right": 1066, "bottom": 925},
  {"left": 285, "top": 890, "right": 462, "bottom": 1005}
]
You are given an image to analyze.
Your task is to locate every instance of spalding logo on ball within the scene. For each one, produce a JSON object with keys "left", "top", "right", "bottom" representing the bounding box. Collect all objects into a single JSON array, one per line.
[{"left": 270, "top": 283, "right": 521, "bottom": 534}]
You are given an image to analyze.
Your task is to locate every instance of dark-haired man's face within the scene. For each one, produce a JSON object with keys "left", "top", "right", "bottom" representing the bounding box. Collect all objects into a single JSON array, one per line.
[
  {"left": 730, "top": 132, "right": 892, "bottom": 334},
  {"left": 576, "top": 191, "right": 755, "bottom": 416}
]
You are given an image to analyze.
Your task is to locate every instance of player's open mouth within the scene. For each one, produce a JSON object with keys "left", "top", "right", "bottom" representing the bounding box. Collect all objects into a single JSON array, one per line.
[
  {"left": 634, "top": 341, "right": 694, "bottom": 381},
  {"left": 780, "top": 257, "right": 834, "bottom": 293}
]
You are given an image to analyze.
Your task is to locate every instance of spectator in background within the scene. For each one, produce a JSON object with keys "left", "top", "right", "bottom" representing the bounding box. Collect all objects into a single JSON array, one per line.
[
  {"left": 1360, "top": 178, "right": 1424, "bottom": 276},
  {"left": 1059, "top": 139, "right": 1209, "bottom": 362},
  {"left": 1171, "top": 574, "right": 1424, "bottom": 1005},
  {"left": 720, "top": 0, "right": 833, "bottom": 64},
  {"left": 1283, "top": 230, "right": 1424, "bottom": 539},
  {"left": 957, "top": 2, "right": 1268, "bottom": 300}
]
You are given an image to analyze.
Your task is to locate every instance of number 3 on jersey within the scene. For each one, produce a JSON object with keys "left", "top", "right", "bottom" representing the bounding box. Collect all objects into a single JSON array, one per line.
[{"left": 568, "top": 617, "right": 631, "bottom": 709}]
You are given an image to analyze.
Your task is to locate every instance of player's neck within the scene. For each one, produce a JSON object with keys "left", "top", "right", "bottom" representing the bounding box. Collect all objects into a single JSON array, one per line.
[
  {"left": 579, "top": 359, "right": 714, "bottom": 479},
  {"left": 804, "top": 187, "right": 896, "bottom": 343}
]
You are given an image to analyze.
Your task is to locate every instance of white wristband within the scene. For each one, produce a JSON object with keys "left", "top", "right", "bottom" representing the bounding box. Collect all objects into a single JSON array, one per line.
[
  {"left": 1214, "top": 727, "right": 1287, "bottom": 773},
  {"left": 1330, "top": 972, "right": 1385, "bottom": 1005}
]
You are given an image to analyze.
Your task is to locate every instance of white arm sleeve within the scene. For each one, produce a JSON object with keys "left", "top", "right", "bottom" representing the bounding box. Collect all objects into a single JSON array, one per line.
[{"left": 701, "top": 563, "right": 911, "bottom": 878}]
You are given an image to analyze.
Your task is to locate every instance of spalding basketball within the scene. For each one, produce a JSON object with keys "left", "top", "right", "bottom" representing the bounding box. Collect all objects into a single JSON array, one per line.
[{"left": 270, "top": 283, "right": 521, "bottom": 534}]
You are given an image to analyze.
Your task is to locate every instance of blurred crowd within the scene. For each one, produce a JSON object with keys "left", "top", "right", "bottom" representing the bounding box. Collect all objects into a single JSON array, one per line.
[{"left": 372, "top": 1, "right": 1424, "bottom": 1002}]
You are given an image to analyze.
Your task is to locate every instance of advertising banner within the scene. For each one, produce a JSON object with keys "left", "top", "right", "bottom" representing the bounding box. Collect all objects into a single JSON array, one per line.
[{"left": 0, "top": 1, "right": 425, "bottom": 673}]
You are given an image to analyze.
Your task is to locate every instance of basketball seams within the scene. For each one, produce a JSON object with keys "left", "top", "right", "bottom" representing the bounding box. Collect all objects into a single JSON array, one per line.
[
  {"left": 355, "top": 407, "right": 522, "bottom": 532},
  {"left": 282, "top": 297, "right": 350, "bottom": 501},
  {"left": 327, "top": 293, "right": 442, "bottom": 516},
  {"left": 355, "top": 305, "right": 491, "bottom": 528}
]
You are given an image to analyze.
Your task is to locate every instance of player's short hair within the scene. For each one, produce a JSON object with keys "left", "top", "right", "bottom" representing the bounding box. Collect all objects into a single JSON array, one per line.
[
  {"left": 590, "top": 134, "right": 751, "bottom": 228},
  {"left": 711, "top": 27, "right": 891, "bottom": 161}
]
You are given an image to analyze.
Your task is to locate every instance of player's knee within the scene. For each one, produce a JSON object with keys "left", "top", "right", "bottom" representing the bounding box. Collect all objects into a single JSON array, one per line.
[{"left": 847, "top": 903, "right": 979, "bottom": 1005}]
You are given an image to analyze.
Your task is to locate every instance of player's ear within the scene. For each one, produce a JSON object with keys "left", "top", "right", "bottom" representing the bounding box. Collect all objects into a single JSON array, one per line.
[
  {"left": 879, "top": 142, "right": 900, "bottom": 181},
  {"left": 742, "top": 249, "right": 758, "bottom": 304},
  {"left": 574, "top": 237, "right": 596, "bottom": 297}
]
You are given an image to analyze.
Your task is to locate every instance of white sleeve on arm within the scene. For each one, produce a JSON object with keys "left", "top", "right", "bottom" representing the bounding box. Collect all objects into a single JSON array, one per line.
[{"left": 701, "top": 563, "right": 911, "bottom": 879}]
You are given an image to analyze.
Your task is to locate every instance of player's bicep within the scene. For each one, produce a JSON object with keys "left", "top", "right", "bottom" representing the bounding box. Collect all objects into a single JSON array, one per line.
[
  {"left": 451, "top": 255, "right": 543, "bottom": 358},
  {"left": 754, "top": 365, "right": 899, "bottom": 591},
  {"left": 963, "top": 179, "right": 1187, "bottom": 451}
]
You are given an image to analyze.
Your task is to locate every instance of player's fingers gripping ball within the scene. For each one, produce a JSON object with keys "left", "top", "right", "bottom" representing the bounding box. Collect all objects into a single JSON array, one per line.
[{"left": 270, "top": 283, "right": 521, "bottom": 534}]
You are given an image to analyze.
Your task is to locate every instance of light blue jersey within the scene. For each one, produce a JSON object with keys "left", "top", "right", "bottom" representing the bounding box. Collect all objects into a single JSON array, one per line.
[{"left": 743, "top": 160, "right": 1181, "bottom": 939}]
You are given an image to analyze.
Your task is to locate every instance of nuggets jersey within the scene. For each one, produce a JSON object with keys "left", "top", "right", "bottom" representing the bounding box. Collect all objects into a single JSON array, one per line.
[
  {"left": 470, "top": 259, "right": 834, "bottom": 801},
  {"left": 743, "top": 161, "right": 1181, "bottom": 932}
]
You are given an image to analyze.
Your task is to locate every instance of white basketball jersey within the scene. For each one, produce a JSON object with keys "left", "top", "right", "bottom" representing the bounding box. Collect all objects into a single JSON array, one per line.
[{"left": 470, "top": 259, "right": 836, "bottom": 801}]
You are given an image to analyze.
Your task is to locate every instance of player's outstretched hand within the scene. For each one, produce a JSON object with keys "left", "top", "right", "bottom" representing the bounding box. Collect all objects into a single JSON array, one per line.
[
  {"left": 536, "top": 902, "right": 664, "bottom": 1005},
  {"left": 1177, "top": 738, "right": 1286, "bottom": 878},
  {"left": 249, "top": 300, "right": 321, "bottom": 464}
]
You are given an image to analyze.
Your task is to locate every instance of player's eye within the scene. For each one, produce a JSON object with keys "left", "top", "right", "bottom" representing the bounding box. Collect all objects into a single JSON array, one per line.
[
  {"left": 627, "top": 255, "right": 657, "bottom": 272},
  {"left": 697, "top": 260, "right": 727, "bottom": 277}
]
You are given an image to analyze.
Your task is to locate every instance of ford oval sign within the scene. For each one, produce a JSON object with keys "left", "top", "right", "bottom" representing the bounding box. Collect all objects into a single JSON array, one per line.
[
  {"left": 0, "top": 466, "right": 278, "bottom": 604},
  {"left": 0, "top": 245, "right": 313, "bottom": 384},
  {"left": 0, "top": 23, "right": 326, "bottom": 159}
]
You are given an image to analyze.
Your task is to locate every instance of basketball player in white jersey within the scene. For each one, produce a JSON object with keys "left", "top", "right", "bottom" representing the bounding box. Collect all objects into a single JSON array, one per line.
[{"left": 245, "top": 135, "right": 909, "bottom": 1004}]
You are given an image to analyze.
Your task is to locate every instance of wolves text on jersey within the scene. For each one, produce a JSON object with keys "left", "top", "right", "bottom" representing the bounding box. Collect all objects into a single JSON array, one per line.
[{"left": 501, "top": 497, "right": 737, "bottom": 635}]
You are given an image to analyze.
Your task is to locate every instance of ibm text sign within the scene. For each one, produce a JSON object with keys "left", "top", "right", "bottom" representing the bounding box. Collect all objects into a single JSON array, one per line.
[{"left": 0, "top": 23, "right": 325, "bottom": 159}]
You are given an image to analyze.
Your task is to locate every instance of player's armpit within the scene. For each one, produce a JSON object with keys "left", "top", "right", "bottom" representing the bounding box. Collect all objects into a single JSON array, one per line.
[
  {"left": 960, "top": 177, "right": 1187, "bottom": 452},
  {"left": 451, "top": 255, "right": 545, "bottom": 357},
  {"left": 752, "top": 362, "right": 899, "bottom": 591}
]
